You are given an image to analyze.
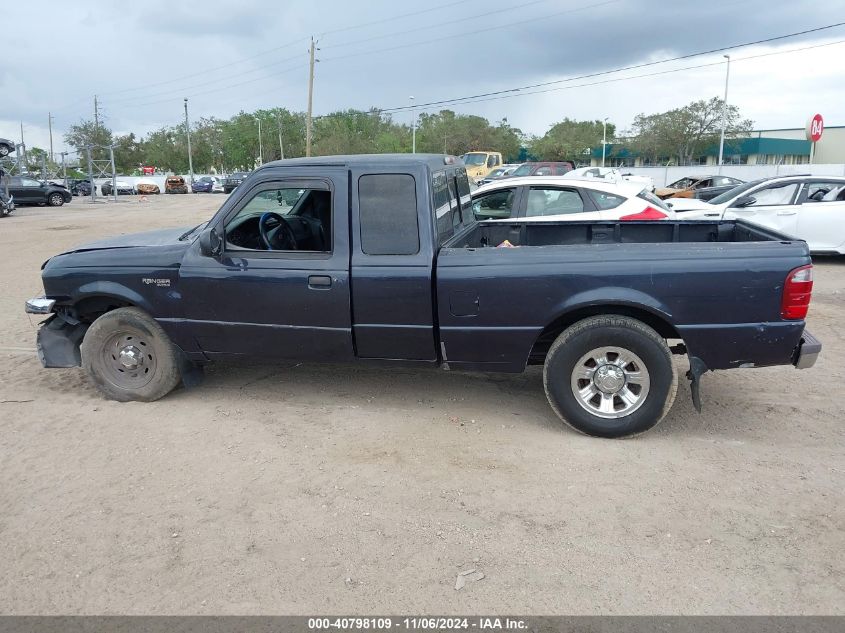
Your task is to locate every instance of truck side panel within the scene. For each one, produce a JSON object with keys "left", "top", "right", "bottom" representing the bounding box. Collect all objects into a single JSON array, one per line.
[{"left": 435, "top": 241, "right": 811, "bottom": 372}]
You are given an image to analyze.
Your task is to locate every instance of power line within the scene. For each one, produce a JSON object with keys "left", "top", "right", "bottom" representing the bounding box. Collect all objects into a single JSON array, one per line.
[
  {"left": 311, "top": 37, "right": 845, "bottom": 122},
  {"left": 330, "top": 22, "right": 845, "bottom": 117}
]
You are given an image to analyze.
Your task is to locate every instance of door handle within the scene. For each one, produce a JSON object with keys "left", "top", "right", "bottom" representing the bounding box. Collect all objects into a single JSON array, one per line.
[
  {"left": 777, "top": 211, "right": 797, "bottom": 216},
  {"left": 308, "top": 275, "right": 332, "bottom": 288}
]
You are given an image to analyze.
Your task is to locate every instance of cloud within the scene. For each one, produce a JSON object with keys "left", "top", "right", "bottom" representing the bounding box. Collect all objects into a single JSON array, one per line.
[{"left": 1, "top": 0, "right": 844, "bottom": 152}]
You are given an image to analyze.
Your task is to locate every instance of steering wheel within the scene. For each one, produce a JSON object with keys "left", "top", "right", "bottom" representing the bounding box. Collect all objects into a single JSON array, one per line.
[{"left": 259, "top": 212, "right": 297, "bottom": 250}]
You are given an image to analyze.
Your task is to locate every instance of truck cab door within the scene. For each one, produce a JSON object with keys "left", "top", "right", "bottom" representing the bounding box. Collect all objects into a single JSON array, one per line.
[
  {"left": 179, "top": 171, "right": 353, "bottom": 361},
  {"left": 349, "top": 168, "right": 438, "bottom": 361}
]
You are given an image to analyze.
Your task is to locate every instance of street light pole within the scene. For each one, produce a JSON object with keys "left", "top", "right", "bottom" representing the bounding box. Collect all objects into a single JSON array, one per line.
[
  {"left": 184, "top": 98, "right": 194, "bottom": 184},
  {"left": 410, "top": 96, "right": 416, "bottom": 154},
  {"left": 601, "top": 117, "right": 608, "bottom": 168},
  {"left": 717, "top": 54, "right": 731, "bottom": 174}
]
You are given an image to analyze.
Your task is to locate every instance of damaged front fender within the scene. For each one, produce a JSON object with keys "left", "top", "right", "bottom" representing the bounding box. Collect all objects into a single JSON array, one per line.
[{"left": 36, "top": 314, "right": 87, "bottom": 368}]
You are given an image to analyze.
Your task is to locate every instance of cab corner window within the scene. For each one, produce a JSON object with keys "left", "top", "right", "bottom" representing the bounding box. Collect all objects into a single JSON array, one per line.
[
  {"left": 359, "top": 174, "right": 419, "bottom": 255},
  {"left": 225, "top": 186, "right": 332, "bottom": 252}
]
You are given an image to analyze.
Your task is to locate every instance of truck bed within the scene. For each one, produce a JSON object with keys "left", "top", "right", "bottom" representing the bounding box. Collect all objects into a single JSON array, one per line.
[
  {"left": 436, "top": 219, "right": 811, "bottom": 374},
  {"left": 447, "top": 219, "right": 795, "bottom": 249}
]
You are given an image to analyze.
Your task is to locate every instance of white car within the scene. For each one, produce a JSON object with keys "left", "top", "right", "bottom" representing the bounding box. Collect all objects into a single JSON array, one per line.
[
  {"left": 471, "top": 176, "right": 675, "bottom": 223},
  {"left": 563, "top": 167, "right": 655, "bottom": 192},
  {"left": 675, "top": 175, "right": 845, "bottom": 254}
]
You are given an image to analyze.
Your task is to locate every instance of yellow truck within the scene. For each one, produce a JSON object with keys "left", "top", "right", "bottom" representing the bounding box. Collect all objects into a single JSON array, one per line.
[{"left": 460, "top": 151, "right": 503, "bottom": 182}]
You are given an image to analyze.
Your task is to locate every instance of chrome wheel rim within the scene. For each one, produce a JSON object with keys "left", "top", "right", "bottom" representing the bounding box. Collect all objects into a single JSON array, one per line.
[
  {"left": 50, "top": 194, "right": 63, "bottom": 205},
  {"left": 570, "top": 346, "right": 650, "bottom": 419},
  {"left": 100, "top": 330, "right": 157, "bottom": 390}
]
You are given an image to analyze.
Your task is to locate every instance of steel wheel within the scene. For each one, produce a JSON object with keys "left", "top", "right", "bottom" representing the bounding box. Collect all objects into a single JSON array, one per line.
[
  {"left": 569, "top": 346, "right": 651, "bottom": 419},
  {"left": 99, "top": 330, "right": 158, "bottom": 391},
  {"left": 49, "top": 193, "right": 65, "bottom": 206}
]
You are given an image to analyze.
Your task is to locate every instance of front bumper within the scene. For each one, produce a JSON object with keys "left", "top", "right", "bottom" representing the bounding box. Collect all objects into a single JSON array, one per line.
[{"left": 794, "top": 329, "right": 822, "bottom": 369}]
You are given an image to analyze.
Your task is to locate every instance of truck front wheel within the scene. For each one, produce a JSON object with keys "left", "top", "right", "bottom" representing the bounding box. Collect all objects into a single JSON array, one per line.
[
  {"left": 80, "top": 307, "right": 182, "bottom": 402},
  {"left": 543, "top": 315, "right": 677, "bottom": 438}
]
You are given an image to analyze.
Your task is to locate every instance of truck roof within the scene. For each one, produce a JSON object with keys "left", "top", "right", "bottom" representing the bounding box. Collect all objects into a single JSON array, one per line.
[{"left": 258, "top": 153, "right": 457, "bottom": 172}]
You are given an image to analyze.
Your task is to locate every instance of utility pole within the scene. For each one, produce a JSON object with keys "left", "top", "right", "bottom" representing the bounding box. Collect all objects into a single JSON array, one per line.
[
  {"left": 256, "top": 117, "right": 263, "bottom": 166},
  {"left": 48, "top": 113, "right": 54, "bottom": 163},
  {"left": 306, "top": 37, "right": 317, "bottom": 157},
  {"left": 59, "top": 152, "right": 68, "bottom": 190},
  {"left": 717, "top": 55, "right": 731, "bottom": 174},
  {"left": 409, "top": 96, "right": 416, "bottom": 154},
  {"left": 94, "top": 95, "right": 100, "bottom": 128},
  {"left": 184, "top": 98, "right": 194, "bottom": 184},
  {"left": 601, "top": 117, "right": 608, "bottom": 168},
  {"left": 19, "top": 122, "right": 27, "bottom": 169},
  {"left": 277, "top": 112, "right": 285, "bottom": 160}
]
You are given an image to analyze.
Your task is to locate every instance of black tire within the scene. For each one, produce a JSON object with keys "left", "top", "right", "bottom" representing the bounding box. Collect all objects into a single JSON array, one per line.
[
  {"left": 81, "top": 307, "right": 182, "bottom": 402},
  {"left": 543, "top": 315, "right": 677, "bottom": 438},
  {"left": 0, "top": 146, "right": 9, "bottom": 157}
]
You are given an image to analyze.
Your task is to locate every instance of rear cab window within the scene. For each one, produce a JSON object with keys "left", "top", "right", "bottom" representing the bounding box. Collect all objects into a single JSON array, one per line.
[{"left": 358, "top": 174, "right": 419, "bottom": 255}]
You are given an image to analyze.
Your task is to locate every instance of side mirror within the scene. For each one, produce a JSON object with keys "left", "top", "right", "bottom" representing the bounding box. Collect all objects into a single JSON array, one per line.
[
  {"left": 199, "top": 226, "right": 223, "bottom": 257},
  {"left": 733, "top": 195, "right": 756, "bottom": 208}
]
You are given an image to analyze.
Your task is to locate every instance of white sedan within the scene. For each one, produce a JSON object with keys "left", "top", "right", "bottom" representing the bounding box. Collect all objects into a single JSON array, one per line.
[
  {"left": 562, "top": 166, "right": 655, "bottom": 192},
  {"left": 672, "top": 175, "right": 845, "bottom": 254},
  {"left": 471, "top": 176, "right": 675, "bottom": 223}
]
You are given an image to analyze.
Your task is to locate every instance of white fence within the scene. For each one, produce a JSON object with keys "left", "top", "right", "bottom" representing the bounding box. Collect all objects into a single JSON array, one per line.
[{"left": 617, "top": 164, "right": 845, "bottom": 188}]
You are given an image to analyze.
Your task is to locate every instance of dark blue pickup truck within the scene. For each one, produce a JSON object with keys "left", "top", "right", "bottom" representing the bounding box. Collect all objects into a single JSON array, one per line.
[{"left": 26, "top": 154, "right": 821, "bottom": 437}]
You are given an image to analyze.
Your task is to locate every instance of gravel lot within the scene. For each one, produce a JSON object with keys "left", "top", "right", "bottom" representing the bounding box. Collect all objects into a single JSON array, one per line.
[{"left": 0, "top": 195, "right": 843, "bottom": 614}]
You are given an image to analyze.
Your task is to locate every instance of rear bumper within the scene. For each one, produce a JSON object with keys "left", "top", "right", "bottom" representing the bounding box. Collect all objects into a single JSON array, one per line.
[{"left": 794, "top": 329, "right": 821, "bottom": 369}]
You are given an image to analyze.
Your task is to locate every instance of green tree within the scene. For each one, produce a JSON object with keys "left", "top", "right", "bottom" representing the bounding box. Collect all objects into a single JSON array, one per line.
[
  {"left": 64, "top": 119, "right": 113, "bottom": 163},
  {"left": 415, "top": 110, "right": 523, "bottom": 159},
  {"left": 630, "top": 97, "right": 753, "bottom": 165},
  {"left": 532, "top": 118, "right": 614, "bottom": 162}
]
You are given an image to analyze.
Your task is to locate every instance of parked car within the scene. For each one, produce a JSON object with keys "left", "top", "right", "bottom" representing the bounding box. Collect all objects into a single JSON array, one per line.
[
  {"left": 222, "top": 171, "right": 250, "bottom": 193},
  {"left": 506, "top": 161, "right": 575, "bottom": 178},
  {"left": 25, "top": 154, "right": 820, "bottom": 438},
  {"left": 655, "top": 175, "right": 744, "bottom": 200},
  {"left": 136, "top": 181, "right": 161, "bottom": 195},
  {"left": 673, "top": 175, "right": 845, "bottom": 255},
  {"left": 471, "top": 176, "right": 673, "bottom": 222},
  {"left": 165, "top": 176, "right": 189, "bottom": 194},
  {"left": 563, "top": 167, "right": 655, "bottom": 192},
  {"left": 101, "top": 180, "right": 136, "bottom": 196},
  {"left": 460, "top": 151, "right": 504, "bottom": 183},
  {"left": 5, "top": 176, "right": 72, "bottom": 206},
  {"left": 191, "top": 176, "right": 224, "bottom": 193},
  {"left": 0, "top": 138, "right": 15, "bottom": 157},
  {"left": 476, "top": 164, "right": 520, "bottom": 186},
  {"left": 76, "top": 180, "right": 94, "bottom": 196}
]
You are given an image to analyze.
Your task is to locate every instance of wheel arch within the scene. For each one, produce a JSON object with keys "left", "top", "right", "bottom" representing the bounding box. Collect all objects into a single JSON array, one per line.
[{"left": 528, "top": 301, "right": 683, "bottom": 365}]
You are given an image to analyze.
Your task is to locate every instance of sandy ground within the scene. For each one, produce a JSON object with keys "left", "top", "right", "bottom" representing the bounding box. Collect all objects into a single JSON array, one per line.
[{"left": 0, "top": 194, "right": 843, "bottom": 615}]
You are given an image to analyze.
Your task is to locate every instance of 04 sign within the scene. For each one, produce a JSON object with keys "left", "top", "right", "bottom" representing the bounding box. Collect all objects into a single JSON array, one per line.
[{"left": 806, "top": 114, "right": 824, "bottom": 142}]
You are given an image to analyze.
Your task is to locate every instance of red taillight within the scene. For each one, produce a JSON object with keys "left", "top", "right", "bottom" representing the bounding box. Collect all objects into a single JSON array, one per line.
[
  {"left": 781, "top": 265, "right": 813, "bottom": 320},
  {"left": 620, "top": 206, "right": 668, "bottom": 221}
]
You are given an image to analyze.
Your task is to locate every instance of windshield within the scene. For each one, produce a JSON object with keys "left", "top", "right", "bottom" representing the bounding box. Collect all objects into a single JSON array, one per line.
[
  {"left": 462, "top": 153, "right": 487, "bottom": 166},
  {"left": 668, "top": 178, "right": 694, "bottom": 189},
  {"left": 512, "top": 164, "right": 534, "bottom": 177},
  {"left": 708, "top": 178, "right": 768, "bottom": 205}
]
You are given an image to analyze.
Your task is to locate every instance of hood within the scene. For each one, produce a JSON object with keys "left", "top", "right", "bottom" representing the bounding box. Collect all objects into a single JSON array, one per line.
[
  {"left": 66, "top": 226, "right": 194, "bottom": 254},
  {"left": 655, "top": 187, "right": 681, "bottom": 196}
]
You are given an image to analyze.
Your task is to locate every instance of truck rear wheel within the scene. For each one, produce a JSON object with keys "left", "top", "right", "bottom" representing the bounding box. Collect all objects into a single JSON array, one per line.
[
  {"left": 81, "top": 307, "right": 182, "bottom": 402},
  {"left": 543, "top": 315, "right": 677, "bottom": 438}
]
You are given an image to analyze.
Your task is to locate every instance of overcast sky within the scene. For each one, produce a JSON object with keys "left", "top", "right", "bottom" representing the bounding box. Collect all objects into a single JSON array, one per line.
[{"left": 3, "top": 0, "right": 845, "bottom": 154}]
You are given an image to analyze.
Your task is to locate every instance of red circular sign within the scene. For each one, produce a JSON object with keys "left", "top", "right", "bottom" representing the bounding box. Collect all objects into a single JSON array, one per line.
[{"left": 806, "top": 114, "right": 824, "bottom": 142}]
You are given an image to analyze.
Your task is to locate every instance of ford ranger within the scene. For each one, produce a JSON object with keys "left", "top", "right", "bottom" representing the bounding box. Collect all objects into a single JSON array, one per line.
[{"left": 26, "top": 154, "right": 821, "bottom": 438}]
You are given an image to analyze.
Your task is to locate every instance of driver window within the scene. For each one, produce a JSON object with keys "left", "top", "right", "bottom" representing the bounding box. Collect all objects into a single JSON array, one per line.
[{"left": 225, "top": 186, "right": 332, "bottom": 252}]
